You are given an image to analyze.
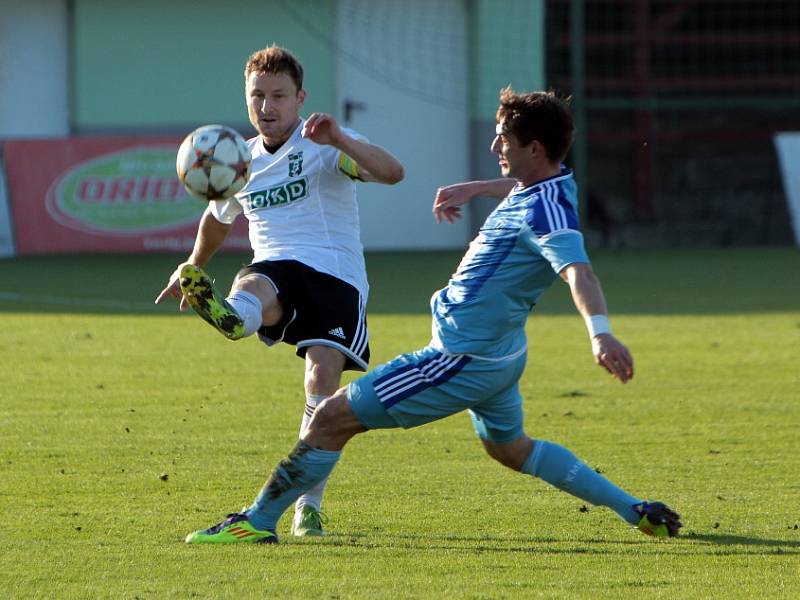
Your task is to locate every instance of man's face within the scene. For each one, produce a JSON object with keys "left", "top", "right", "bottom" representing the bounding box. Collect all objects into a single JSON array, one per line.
[
  {"left": 246, "top": 71, "right": 305, "bottom": 143},
  {"left": 490, "top": 121, "right": 532, "bottom": 180}
]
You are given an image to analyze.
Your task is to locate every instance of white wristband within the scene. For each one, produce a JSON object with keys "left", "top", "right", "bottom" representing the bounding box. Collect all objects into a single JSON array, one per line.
[{"left": 585, "top": 314, "right": 611, "bottom": 338}]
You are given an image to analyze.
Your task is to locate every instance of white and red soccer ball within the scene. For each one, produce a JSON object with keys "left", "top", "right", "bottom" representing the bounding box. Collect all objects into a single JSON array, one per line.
[{"left": 176, "top": 124, "right": 251, "bottom": 201}]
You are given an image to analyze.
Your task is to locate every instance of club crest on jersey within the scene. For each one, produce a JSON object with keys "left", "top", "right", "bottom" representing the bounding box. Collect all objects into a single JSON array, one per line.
[
  {"left": 245, "top": 177, "right": 309, "bottom": 210},
  {"left": 288, "top": 152, "right": 304, "bottom": 177}
]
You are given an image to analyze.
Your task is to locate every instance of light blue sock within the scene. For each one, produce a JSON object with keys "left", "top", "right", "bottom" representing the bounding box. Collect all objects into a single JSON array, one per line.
[
  {"left": 245, "top": 441, "right": 341, "bottom": 531},
  {"left": 522, "top": 440, "right": 642, "bottom": 525}
]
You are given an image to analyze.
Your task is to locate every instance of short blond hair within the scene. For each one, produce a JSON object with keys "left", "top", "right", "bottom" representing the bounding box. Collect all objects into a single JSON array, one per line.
[{"left": 244, "top": 44, "right": 304, "bottom": 91}]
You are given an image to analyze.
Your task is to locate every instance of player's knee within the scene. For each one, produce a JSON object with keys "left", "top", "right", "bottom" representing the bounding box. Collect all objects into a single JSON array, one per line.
[
  {"left": 234, "top": 273, "right": 271, "bottom": 294},
  {"left": 306, "top": 392, "right": 360, "bottom": 440},
  {"left": 232, "top": 275, "right": 281, "bottom": 320},
  {"left": 482, "top": 436, "right": 533, "bottom": 472},
  {"left": 308, "top": 394, "right": 347, "bottom": 435},
  {"left": 485, "top": 446, "right": 519, "bottom": 470}
]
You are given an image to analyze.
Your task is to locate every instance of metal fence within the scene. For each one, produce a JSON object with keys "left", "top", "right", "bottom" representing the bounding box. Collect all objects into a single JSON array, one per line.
[{"left": 547, "top": 0, "right": 800, "bottom": 246}]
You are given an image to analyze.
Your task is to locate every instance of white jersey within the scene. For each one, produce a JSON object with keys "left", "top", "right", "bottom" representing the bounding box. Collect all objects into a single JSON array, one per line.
[{"left": 207, "top": 119, "right": 369, "bottom": 298}]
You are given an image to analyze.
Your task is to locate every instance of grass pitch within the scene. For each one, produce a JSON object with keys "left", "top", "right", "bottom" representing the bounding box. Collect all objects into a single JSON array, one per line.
[{"left": 1, "top": 248, "right": 798, "bottom": 599}]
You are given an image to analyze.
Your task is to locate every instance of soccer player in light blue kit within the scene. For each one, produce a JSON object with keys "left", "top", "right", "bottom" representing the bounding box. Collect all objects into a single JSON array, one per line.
[{"left": 184, "top": 88, "right": 682, "bottom": 544}]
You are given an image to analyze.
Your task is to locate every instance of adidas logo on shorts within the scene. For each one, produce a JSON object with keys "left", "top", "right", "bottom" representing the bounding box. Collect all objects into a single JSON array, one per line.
[{"left": 328, "top": 327, "right": 346, "bottom": 339}]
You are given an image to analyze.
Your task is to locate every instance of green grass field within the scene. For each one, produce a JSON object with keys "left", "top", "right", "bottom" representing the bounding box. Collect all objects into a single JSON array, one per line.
[{"left": 1, "top": 248, "right": 799, "bottom": 599}]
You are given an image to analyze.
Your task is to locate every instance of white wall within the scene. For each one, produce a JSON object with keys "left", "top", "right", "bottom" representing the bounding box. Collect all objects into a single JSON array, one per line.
[
  {"left": 0, "top": 0, "right": 69, "bottom": 137},
  {"left": 335, "top": 0, "right": 471, "bottom": 251}
]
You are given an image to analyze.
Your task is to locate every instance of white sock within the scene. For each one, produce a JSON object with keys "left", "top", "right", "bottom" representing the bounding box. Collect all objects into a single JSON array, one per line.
[
  {"left": 225, "top": 291, "right": 262, "bottom": 337},
  {"left": 296, "top": 393, "right": 329, "bottom": 513}
]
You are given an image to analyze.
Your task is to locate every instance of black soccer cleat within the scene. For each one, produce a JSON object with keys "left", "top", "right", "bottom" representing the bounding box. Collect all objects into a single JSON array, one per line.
[{"left": 634, "top": 501, "right": 683, "bottom": 538}]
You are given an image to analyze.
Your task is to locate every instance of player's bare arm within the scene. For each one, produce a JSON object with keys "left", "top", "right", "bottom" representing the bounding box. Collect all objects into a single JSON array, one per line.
[
  {"left": 301, "top": 112, "right": 404, "bottom": 184},
  {"left": 154, "top": 210, "right": 232, "bottom": 310},
  {"left": 433, "top": 179, "right": 517, "bottom": 223},
  {"left": 560, "top": 262, "right": 634, "bottom": 383}
]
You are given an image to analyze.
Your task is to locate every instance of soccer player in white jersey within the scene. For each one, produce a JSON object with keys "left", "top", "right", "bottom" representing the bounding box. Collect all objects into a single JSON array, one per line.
[
  {"left": 156, "top": 45, "right": 404, "bottom": 537},
  {"left": 182, "top": 88, "right": 682, "bottom": 545}
]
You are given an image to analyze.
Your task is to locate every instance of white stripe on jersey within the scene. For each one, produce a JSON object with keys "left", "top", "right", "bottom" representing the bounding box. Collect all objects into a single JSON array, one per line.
[
  {"left": 541, "top": 184, "right": 559, "bottom": 231},
  {"left": 350, "top": 294, "right": 369, "bottom": 357},
  {"left": 548, "top": 183, "right": 563, "bottom": 229},
  {"left": 542, "top": 182, "right": 568, "bottom": 232},
  {"left": 374, "top": 354, "right": 462, "bottom": 401},
  {"left": 376, "top": 355, "right": 463, "bottom": 402}
]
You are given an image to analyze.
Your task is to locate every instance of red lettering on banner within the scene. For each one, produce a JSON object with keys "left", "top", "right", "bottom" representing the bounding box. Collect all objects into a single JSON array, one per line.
[
  {"left": 110, "top": 178, "right": 136, "bottom": 201},
  {"left": 78, "top": 178, "right": 106, "bottom": 202},
  {"left": 76, "top": 177, "right": 186, "bottom": 203},
  {"left": 153, "top": 178, "right": 183, "bottom": 201}
]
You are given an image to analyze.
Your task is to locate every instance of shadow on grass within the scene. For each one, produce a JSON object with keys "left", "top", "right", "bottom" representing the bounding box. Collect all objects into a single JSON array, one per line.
[
  {"left": 1, "top": 248, "right": 798, "bottom": 315},
  {"left": 682, "top": 530, "right": 800, "bottom": 548},
  {"left": 304, "top": 530, "right": 800, "bottom": 556}
]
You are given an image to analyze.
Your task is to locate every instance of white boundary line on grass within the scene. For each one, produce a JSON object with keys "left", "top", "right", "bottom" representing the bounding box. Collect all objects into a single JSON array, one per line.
[{"left": 0, "top": 291, "right": 164, "bottom": 311}]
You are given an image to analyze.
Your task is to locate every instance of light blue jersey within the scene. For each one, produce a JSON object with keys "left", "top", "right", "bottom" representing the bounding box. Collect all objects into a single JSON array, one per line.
[
  {"left": 431, "top": 167, "right": 588, "bottom": 359},
  {"left": 348, "top": 167, "right": 591, "bottom": 441}
]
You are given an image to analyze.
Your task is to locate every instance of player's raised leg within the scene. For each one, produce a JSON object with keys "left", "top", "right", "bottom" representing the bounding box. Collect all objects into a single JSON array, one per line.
[
  {"left": 179, "top": 265, "right": 281, "bottom": 340},
  {"left": 179, "top": 264, "right": 246, "bottom": 339}
]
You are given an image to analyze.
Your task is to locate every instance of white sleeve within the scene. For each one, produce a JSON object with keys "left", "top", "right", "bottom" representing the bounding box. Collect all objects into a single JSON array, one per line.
[{"left": 207, "top": 198, "right": 243, "bottom": 224}]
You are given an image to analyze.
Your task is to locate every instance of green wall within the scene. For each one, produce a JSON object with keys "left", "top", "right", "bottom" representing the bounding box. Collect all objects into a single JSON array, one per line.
[
  {"left": 471, "top": 0, "right": 546, "bottom": 119},
  {"left": 72, "top": 0, "right": 545, "bottom": 132},
  {"left": 72, "top": 0, "right": 335, "bottom": 130}
]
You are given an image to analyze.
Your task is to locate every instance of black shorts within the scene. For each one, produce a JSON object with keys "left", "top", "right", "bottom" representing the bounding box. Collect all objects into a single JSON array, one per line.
[{"left": 236, "top": 260, "right": 370, "bottom": 372}]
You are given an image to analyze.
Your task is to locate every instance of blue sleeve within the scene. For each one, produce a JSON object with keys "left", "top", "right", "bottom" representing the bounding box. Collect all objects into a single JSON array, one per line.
[
  {"left": 522, "top": 193, "right": 587, "bottom": 272},
  {"left": 535, "top": 230, "right": 590, "bottom": 273}
]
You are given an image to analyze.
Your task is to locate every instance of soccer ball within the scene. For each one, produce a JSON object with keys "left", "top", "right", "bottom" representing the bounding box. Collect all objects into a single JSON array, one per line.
[{"left": 176, "top": 124, "right": 251, "bottom": 201}]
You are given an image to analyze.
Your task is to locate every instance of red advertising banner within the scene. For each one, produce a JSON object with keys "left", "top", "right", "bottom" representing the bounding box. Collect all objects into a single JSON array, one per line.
[{"left": 4, "top": 137, "right": 250, "bottom": 255}]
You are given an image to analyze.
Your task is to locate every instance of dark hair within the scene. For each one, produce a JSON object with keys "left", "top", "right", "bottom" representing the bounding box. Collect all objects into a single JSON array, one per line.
[
  {"left": 496, "top": 88, "right": 575, "bottom": 162},
  {"left": 244, "top": 44, "right": 304, "bottom": 91}
]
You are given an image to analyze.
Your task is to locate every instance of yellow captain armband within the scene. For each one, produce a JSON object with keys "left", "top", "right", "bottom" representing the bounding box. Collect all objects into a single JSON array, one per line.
[{"left": 338, "top": 153, "right": 364, "bottom": 181}]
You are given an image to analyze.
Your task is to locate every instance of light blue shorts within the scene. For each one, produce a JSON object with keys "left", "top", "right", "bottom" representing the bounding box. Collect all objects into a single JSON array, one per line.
[{"left": 347, "top": 345, "right": 527, "bottom": 443}]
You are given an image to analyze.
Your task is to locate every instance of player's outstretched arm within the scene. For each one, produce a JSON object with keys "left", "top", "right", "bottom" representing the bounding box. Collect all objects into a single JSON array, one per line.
[
  {"left": 302, "top": 112, "right": 404, "bottom": 184},
  {"left": 433, "top": 179, "right": 516, "bottom": 223},
  {"left": 560, "top": 262, "right": 634, "bottom": 383},
  {"left": 154, "top": 209, "right": 232, "bottom": 311}
]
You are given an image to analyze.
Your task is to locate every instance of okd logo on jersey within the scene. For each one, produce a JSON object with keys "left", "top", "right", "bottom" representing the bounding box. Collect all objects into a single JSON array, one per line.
[
  {"left": 245, "top": 177, "right": 309, "bottom": 210},
  {"left": 288, "top": 152, "right": 303, "bottom": 177},
  {"left": 45, "top": 146, "right": 203, "bottom": 235}
]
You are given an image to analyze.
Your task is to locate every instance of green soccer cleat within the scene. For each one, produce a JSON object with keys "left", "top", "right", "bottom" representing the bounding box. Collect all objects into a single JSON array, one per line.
[
  {"left": 634, "top": 501, "right": 683, "bottom": 538},
  {"left": 179, "top": 264, "right": 245, "bottom": 340},
  {"left": 291, "top": 505, "right": 328, "bottom": 537},
  {"left": 185, "top": 513, "right": 278, "bottom": 544}
]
